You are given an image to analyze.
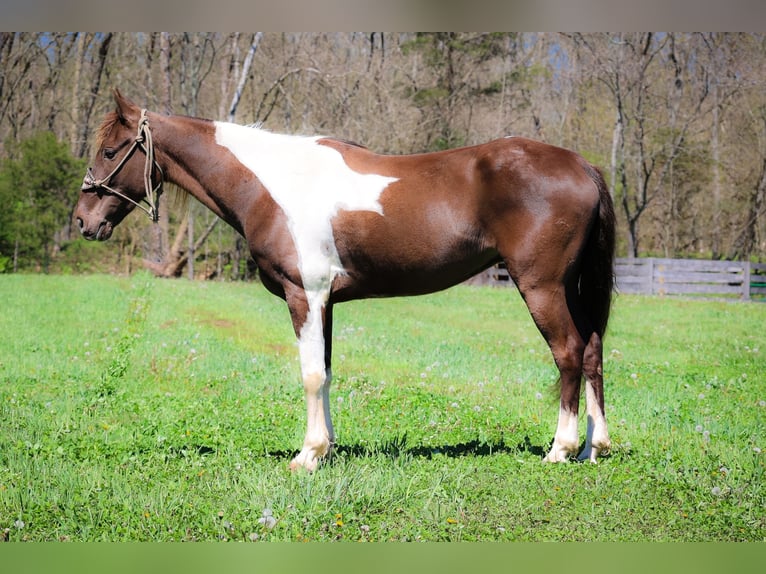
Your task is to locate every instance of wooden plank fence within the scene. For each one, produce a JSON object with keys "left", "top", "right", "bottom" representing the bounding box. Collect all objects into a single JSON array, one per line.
[{"left": 468, "top": 257, "right": 766, "bottom": 301}]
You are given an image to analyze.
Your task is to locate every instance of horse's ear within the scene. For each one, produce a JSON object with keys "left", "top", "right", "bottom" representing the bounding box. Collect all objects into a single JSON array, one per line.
[{"left": 113, "top": 88, "right": 140, "bottom": 125}]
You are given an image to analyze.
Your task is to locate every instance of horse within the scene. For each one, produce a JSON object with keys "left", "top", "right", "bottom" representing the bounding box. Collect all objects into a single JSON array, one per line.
[{"left": 74, "top": 89, "right": 616, "bottom": 471}]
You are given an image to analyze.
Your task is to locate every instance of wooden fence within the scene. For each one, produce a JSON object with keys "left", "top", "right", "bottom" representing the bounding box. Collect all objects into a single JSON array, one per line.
[{"left": 469, "top": 257, "right": 766, "bottom": 301}]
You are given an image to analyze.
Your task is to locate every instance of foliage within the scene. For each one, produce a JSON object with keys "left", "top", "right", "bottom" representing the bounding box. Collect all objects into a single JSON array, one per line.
[
  {"left": 0, "top": 274, "right": 763, "bottom": 541},
  {"left": 0, "top": 132, "right": 85, "bottom": 272}
]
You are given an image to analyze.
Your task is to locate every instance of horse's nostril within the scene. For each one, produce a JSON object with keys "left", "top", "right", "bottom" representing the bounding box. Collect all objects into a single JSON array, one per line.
[{"left": 76, "top": 217, "right": 84, "bottom": 231}]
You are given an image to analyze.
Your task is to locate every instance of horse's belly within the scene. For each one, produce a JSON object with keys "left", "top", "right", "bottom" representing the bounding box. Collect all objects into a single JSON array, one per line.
[{"left": 331, "top": 247, "right": 499, "bottom": 301}]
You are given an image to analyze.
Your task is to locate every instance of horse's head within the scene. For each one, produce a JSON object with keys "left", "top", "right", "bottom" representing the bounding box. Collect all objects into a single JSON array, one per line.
[{"left": 74, "top": 90, "right": 163, "bottom": 241}]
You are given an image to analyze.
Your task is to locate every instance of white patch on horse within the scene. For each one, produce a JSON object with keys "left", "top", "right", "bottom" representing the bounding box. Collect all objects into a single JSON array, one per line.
[
  {"left": 215, "top": 122, "right": 397, "bottom": 470},
  {"left": 544, "top": 405, "right": 579, "bottom": 462},
  {"left": 578, "top": 379, "right": 610, "bottom": 463},
  {"left": 214, "top": 122, "right": 398, "bottom": 293}
]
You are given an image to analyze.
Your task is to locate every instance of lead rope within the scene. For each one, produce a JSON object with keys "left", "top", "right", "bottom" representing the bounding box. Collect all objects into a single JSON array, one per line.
[{"left": 137, "top": 109, "right": 163, "bottom": 222}]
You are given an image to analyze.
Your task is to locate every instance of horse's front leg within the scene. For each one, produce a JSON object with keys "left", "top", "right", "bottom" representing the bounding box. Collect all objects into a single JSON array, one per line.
[{"left": 288, "top": 291, "right": 335, "bottom": 472}]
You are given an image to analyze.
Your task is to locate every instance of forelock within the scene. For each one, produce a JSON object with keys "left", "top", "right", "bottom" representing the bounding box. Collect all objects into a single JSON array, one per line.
[{"left": 96, "top": 111, "right": 120, "bottom": 149}]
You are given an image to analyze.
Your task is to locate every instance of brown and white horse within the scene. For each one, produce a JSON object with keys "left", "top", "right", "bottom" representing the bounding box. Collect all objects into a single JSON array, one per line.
[{"left": 74, "top": 90, "right": 616, "bottom": 470}]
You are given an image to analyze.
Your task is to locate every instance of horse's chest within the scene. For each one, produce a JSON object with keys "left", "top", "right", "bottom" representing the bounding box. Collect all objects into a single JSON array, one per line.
[{"left": 215, "top": 123, "right": 397, "bottom": 292}]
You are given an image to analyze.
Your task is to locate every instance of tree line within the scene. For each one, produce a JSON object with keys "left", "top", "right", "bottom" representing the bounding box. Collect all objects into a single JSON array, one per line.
[{"left": 1, "top": 32, "right": 765, "bottom": 278}]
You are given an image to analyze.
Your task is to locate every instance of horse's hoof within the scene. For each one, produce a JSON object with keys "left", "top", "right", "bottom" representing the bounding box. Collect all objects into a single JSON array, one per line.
[{"left": 289, "top": 450, "right": 320, "bottom": 472}]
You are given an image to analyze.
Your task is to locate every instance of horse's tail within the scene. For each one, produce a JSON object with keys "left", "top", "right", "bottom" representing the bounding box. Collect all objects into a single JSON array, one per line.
[{"left": 578, "top": 160, "right": 616, "bottom": 338}]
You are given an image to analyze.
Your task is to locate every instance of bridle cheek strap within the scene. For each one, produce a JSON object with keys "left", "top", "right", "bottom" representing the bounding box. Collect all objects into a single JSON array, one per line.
[{"left": 81, "top": 109, "right": 164, "bottom": 222}]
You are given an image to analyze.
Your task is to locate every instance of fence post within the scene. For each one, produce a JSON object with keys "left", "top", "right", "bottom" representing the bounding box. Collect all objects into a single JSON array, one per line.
[
  {"left": 743, "top": 262, "right": 751, "bottom": 301},
  {"left": 648, "top": 258, "right": 655, "bottom": 295}
]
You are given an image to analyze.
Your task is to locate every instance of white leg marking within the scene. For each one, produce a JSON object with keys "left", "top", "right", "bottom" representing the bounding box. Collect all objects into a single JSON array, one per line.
[
  {"left": 289, "top": 293, "right": 333, "bottom": 472},
  {"left": 544, "top": 405, "right": 579, "bottom": 462},
  {"left": 577, "top": 379, "right": 611, "bottom": 463}
]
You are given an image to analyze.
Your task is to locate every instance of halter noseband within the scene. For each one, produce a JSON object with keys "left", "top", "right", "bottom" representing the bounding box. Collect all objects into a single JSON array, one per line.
[{"left": 81, "top": 109, "right": 164, "bottom": 222}]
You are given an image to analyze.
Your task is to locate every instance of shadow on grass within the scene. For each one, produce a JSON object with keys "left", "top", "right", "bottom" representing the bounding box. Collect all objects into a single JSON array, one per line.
[
  {"left": 248, "top": 434, "right": 548, "bottom": 463},
  {"left": 300, "top": 438, "right": 626, "bottom": 465},
  {"left": 335, "top": 433, "right": 547, "bottom": 460},
  {"left": 158, "top": 435, "right": 548, "bottom": 467},
  {"left": 165, "top": 435, "right": 624, "bottom": 465},
  {"left": 344, "top": 434, "right": 628, "bottom": 463}
]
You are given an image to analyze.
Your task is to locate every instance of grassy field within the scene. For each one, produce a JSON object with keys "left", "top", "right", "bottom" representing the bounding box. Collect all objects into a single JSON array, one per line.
[{"left": 0, "top": 273, "right": 763, "bottom": 541}]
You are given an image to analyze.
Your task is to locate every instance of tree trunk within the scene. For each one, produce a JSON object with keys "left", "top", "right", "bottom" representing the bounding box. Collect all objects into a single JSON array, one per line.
[
  {"left": 160, "top": 32, "right": 172, "bottom": 114},
  {"left": 227, "top": 32, "right": 262, "bottom": 122},
  {"left": 609, "top": 110, "right": 622, "bottom": 201},
  {"left": 187, "top": 207, "right": 195, "bottom": 279},
  {"left": 69, "top": 32, "right": 85, "bottom": 155},
  {"left": 711, "top": 78, "right": 722, "bottom": 259},
  {"left": 231, "top": 236, "right": 243, "bottom": 280},
  {"left": 77, "top": 32, "right": 113, "bottom": 159},
  {"left": 143, "top": 216, "right": 219, "bottom": 278}
]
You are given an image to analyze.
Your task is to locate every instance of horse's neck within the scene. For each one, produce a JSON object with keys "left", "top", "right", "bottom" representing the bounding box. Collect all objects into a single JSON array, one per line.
[{"left": 155, "top": 114, "right": 255, "bottom": 233}]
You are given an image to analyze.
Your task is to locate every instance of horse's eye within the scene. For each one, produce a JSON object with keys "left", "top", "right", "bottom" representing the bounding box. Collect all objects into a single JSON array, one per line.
[{"left": 103, "top": 149, "right": 116, "bottom": 160}]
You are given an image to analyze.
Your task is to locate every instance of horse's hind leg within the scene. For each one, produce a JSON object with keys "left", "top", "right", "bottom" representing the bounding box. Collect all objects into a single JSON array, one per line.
[
  {"left": 515, "top": 280, "right": 586, "bottom": 462},
  {"left": 578, "top": 331, "right": 611, "bottom": 462}
]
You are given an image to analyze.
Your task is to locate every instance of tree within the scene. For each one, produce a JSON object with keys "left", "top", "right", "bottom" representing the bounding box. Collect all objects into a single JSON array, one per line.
[
  {"left": 727, "top": 88, "right": 766, "bottom": 260},
  {"left": 570, "top": 33, "right": 713, "bottom": 257},
  {"left": 399, "top": 33, "right": 513, "bottom": 151},
  {"left": 0, "top": 132, "right": 85, "bottom": 272}
]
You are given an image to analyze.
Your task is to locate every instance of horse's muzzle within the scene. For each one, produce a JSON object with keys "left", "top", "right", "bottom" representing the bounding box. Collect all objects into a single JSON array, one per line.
[{"left": 76, "top": 217, "right": 112, "bottom": 241}]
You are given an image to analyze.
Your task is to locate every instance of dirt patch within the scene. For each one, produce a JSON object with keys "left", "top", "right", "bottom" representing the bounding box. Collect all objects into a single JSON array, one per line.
[{"left": 190, "top": 308, "right": 242, "bottom": 330}]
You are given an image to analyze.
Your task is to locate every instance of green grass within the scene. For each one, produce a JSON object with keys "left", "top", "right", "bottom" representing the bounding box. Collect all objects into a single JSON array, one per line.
[{"left": 0, "top": 273, "right": 764, "bottom": 541}]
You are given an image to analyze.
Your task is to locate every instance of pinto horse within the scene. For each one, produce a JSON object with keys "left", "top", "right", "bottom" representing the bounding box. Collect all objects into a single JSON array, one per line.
[{"left": 74, "top": 90, "right": 616, "bottom": 470}]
